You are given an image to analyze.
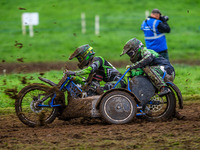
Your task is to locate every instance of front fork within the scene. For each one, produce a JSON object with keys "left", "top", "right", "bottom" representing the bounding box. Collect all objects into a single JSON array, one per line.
[{"left": 37, "top": 92, "right": 62, "bottom": 107}]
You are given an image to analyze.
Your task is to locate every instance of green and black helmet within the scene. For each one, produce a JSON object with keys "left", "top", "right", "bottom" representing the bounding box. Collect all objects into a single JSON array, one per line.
[
  {"left": 120, "top": 38, "right": 144, "bottom": 63},
  {"left": 69, "top": 44, "right": 95, "bottom": 69}
]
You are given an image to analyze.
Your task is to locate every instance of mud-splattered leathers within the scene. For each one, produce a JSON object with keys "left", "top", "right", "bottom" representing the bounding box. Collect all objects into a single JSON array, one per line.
[{"left": 127, "top": 47, "right": 175, "bottom": 89}]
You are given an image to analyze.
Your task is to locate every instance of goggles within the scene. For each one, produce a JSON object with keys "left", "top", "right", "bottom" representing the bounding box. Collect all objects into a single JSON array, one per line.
[{"left": 127, "top": 50, "right": 135, "bottom": 57}]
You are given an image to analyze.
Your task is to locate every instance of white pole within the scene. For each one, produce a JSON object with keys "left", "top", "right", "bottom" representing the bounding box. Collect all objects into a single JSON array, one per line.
[
  {"left": 22, "top": 14, "right": 26, "bottom": 35},
  {"left": 22, "top": 25, "right": 26, "bottom": 35},
  {"left": 29, "top": 25, "right": 34, "bottom": 37},
  {"left": 145, "top": 10, "right": 149, "bottom": 18},
  {"left": 3, "top": 69, "right": 6, "bottom": 77},
  {"left": 95, "top": 15, "right": 100, "bottom": 36},
  {"left": 81, "top": 12, "right": 86, "bottom": 34}
]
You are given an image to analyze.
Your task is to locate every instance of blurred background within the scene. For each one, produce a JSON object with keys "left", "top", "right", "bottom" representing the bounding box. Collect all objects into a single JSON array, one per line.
[
  {"left": 0, "top": 0, "right": 200, "bottom": 64},
  {"left": 0, "top": 2, "right": 200, "bottom": 148},
  {"left": 0, "top": 0, "right": 200, "bottom": 109}
]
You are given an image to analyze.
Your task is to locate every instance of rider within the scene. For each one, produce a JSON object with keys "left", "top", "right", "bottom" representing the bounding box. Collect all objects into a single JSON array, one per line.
[
  {"left": 66, "top": 44, "right": 126, "bottom": 92},
  {"left": 120, "top": 38, "right": 175, "bottom": 97}
]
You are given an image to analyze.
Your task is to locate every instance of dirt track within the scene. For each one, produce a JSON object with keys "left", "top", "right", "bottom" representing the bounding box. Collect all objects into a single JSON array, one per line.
[
  {"left": 0, "top": 102, "right": 199, "bottom": 149},
  {"left": 1, "top": 59, "right": 200, "bottom": 75},
  {"left": 0, "top": 61, "right": 130, "bottom": 75},
  {"left": 0, "top": 61, "right": 200, "bottom": 149}
]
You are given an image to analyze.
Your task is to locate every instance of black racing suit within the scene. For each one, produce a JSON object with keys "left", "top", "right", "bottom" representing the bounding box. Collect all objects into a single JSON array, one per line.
[{"left": 75, "top": 56, "right": 126, "bottom": 90}]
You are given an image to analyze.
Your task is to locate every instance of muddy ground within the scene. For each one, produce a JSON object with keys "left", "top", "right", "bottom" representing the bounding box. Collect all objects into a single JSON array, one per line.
[
  {"left": 0, "top": 102, "right": 199, "bottom": 150},
  {"left": 1, "top": 59, "right": 200, "bottom": 75},
  {"left": 0, "top": 61, "right": 200, "bottom": 149},
  {"left": 0, "top": 61, "right": 129, "bottom": 75}
]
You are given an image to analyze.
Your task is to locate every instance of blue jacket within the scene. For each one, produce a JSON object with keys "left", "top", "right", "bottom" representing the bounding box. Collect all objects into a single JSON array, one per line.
[{"left": 141, "top": 17, "right": 168, "bottom": 53}]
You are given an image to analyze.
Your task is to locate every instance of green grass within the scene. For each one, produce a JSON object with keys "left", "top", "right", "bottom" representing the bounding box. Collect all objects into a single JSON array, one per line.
[
  {"left": 0, "top": 65, "right": 200, "bottom": 108},
  {"left": 0, "top": 0, "right": 200, "bottom": 111},
  {"left": 0, "top": 0, "right": 200, "bottom": 63},
  {"left": 0, "top": 70, "right": 63, "bottom": 108}
]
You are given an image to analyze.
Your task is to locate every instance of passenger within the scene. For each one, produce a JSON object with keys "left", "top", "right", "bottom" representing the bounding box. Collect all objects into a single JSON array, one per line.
[{"left": 120, "top": 38, "right": 175, "bottom": 97}]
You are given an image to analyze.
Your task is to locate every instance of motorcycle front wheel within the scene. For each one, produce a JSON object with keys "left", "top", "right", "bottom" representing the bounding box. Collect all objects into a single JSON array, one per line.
[{"left": 15, "top": 83, "right": 59, "bottom": 127}]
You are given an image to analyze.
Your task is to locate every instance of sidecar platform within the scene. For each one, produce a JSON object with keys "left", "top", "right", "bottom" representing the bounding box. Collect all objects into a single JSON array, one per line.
[{"left": 59, "top": 95, "right": 101, "bottom": 120}]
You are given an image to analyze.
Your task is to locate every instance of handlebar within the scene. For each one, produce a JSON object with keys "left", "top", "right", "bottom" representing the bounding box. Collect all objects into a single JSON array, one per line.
[{"left": 112, "top": 68, "right": 131, "bottom": 89}]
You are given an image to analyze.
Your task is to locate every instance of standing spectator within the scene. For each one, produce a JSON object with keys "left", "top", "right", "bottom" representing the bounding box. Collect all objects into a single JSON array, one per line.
[{"left": 141, "top": 9, "right": 170, "bottom": 60}]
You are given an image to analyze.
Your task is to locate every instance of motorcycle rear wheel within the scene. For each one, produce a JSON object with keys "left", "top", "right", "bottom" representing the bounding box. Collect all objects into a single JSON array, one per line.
[
  {"left": 144, "top": 91, "right": 176, "bottom": 121},
  {"left": 15, "top": 83, "right": 59, "bottom": 127}
]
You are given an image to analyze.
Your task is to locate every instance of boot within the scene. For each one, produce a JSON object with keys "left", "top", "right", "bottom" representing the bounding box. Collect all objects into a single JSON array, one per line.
[
  {"left": 159, "top": 86, "right": 170, "bottom": 97},
  {"left": 144, "top": 106, "right": 152, "bottom": 116},
  {"left": 174, "top": 111, "right": 186, "bottom": 120}
]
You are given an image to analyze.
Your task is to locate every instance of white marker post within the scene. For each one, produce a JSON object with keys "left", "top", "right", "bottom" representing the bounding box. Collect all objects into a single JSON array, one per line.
[
  {"left": 95, "top": 15, "right": 100, "bottom": 36},
  {"left": 81, "top": 12, "right": 86, "bottom": 34},
  {"left": 3, "top": 69, "right": 6, "bottom": 77},
  {"left": 22, "top": 12, "right": 39, "bottom": 37},
  {"left": 145, "top": 10, "right": 149, "bottom": 18}
]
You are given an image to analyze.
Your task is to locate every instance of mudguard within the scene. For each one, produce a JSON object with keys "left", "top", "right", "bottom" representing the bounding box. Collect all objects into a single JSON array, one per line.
[
  {"left": 95, "top": 88, "right": 141, "bottom": 109},
  {"left": 38, "top": 77, "right": 57, "bottom": 87},
  {"left": 166, "top": 81, "right": 183, "bottom": 109},
  {"left": 130, "top": 76, "right": 156, "bottom": 108}
]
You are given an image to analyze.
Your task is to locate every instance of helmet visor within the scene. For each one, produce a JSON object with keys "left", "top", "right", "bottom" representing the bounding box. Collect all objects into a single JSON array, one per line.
[{"left": 77, "top": 55, "right": 84, "bottom": 63}]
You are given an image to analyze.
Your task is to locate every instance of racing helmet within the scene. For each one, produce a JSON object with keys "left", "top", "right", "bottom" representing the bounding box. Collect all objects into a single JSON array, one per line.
[
  {"left": 120, "top": 38, "right": 144, "bottom": 63},
  {"left": 69, "top": 44, "right": 95, "bottom": 69}
]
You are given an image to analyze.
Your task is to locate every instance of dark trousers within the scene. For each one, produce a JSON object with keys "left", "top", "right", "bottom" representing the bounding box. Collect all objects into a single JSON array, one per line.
[{"left": 158, "top": 50, "right": 169, "bottom": 60}]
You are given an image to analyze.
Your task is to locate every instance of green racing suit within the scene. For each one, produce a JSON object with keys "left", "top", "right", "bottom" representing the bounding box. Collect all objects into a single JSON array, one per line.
[
  {"left": 74, "top": 56, "right": 126, "bottom": 89},
  {"left": 127, "top": 47, "right": 175, "bottom": 90}
]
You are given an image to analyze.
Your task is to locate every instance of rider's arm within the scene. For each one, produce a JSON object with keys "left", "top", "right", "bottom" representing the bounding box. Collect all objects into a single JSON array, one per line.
[
  {"left": 130, "top": 49, "right": 154, "bottom": 69},
  {"left": 75, "top": 66, "right": 93, "bottom": 76},
  {"left": 75, "top": 57, "right": 102, "bottom": 76}
]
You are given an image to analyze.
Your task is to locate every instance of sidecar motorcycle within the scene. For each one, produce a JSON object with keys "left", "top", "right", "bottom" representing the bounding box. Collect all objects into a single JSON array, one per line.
[{"left": 15, "top": 68, "right": 183, "bottom": 127}]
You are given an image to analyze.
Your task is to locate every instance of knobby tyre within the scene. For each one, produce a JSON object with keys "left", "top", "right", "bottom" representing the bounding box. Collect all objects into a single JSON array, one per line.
[
  {"left": 15, "top": 83, "right": 59, "bottom": 127},
  {"left": 145, "top": 91, "right": 176, "bottom": 121}
]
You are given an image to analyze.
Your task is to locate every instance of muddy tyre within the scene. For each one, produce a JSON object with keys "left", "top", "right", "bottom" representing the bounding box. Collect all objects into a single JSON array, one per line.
[
  {"left": 15, "top": 84, "right": 59, "bottom": 127},
  {"left": 100, "top": 90, "right": 137, "bottom": 124},
  {"left": 144, "top": 91, "right": 176, "bottom": 121}
]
